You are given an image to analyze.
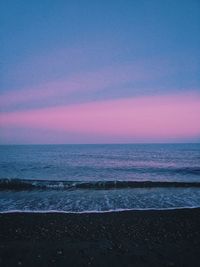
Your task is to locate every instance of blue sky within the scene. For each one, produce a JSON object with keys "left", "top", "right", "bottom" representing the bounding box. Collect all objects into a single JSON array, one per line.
[{"left": 0, "top": 0, "right": 200, "bottom": 143}]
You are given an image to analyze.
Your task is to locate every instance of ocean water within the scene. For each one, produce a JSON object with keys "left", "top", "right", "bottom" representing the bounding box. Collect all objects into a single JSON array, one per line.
[{"left": 0, "top": 144, "right": 200, "bottom": 212}]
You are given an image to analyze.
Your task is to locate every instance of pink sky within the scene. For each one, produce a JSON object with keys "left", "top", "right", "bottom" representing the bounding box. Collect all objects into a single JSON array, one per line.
[
  {"left": 1, "top": 1, "right": 199, "bottom": 144},
  {"left": 1, "top": 93, "right": 200, "bottom": 143}
]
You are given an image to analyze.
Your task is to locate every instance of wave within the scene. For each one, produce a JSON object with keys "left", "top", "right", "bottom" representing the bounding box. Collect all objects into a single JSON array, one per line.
[
  {"left": 1, "top": 178, "right": 200, "bottom": 191},
  {"left": 108, "top": 166, "right": 200, "bottom": 175}
]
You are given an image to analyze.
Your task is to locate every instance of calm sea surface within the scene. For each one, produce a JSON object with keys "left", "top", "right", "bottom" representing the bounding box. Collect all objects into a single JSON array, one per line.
[{"left": 0, "top": 144, "right": 200, "bottom": 212}]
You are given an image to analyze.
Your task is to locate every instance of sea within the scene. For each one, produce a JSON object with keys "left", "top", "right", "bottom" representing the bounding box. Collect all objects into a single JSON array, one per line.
[{"left": 0, "top": 143, "right": 200, "bottom": 213}]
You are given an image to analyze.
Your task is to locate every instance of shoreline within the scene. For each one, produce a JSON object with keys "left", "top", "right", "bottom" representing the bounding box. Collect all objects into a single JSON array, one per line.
[
  {"left": 1, "top": 208, "right": 200, "bottom": 266},
  {"left": 1, "top": 205, "right": 200, "bottom": 215}
]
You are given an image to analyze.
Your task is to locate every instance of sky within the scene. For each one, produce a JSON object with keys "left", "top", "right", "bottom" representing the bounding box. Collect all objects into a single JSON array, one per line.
[{"left": 0, "top": 0, "right": 200, "bottom": 144}]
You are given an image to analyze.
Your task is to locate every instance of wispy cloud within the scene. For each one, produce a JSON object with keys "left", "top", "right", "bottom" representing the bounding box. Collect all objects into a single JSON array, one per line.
[{"left": 0, "top": 62, "right": 162, "bottom": 110}]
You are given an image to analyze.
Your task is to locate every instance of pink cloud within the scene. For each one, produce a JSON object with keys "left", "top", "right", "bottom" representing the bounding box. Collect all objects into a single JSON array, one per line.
[
  {"left": 0, "top": 62, "right": 166, "bottom": 109},
  {"left": 1, "top": 93, "right": 200, "bottom": 143}
]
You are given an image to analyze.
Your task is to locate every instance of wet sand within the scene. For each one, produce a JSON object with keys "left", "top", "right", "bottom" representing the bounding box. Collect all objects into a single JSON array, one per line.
[{"left": 0, "top": 208, "right": 200, "bottom": 266}]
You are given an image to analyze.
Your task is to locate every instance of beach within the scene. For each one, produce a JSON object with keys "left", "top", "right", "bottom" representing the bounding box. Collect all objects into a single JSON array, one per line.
[{"left": 0, "top": 208, "right": 200, "bottom": 267}]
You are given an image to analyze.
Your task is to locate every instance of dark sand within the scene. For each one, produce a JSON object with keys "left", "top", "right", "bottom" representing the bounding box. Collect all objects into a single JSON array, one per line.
[{"left": 0, "top": 208, "right": 200, "bottom": 267}]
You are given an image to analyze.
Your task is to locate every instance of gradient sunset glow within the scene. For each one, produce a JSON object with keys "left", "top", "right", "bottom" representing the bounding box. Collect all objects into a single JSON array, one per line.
[
  {"left": 1, "top": 0, "right": 199, "bottom": 144},
  {"left": 1, "top": 93, "right": 200, "bottom": 143}
]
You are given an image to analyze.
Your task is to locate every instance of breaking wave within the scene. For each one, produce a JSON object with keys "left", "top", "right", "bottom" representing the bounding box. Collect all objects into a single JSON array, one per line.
[{"left": 1, "top": 178, "right": 200, "bottom": 191}]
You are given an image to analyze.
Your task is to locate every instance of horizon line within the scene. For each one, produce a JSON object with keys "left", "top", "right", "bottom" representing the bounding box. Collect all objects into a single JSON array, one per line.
[{"left": 0, "top": 142, "right": 199, "bottom": 146}]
